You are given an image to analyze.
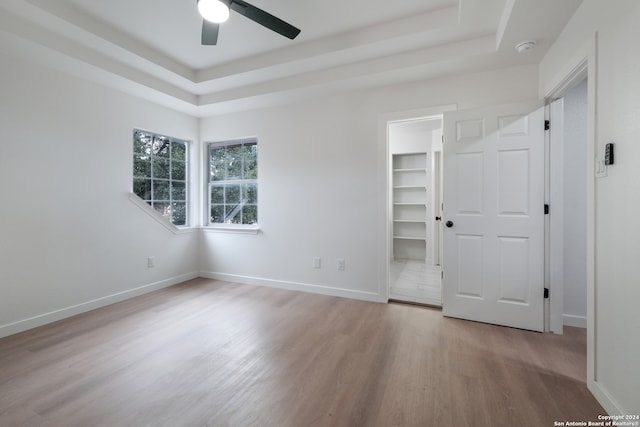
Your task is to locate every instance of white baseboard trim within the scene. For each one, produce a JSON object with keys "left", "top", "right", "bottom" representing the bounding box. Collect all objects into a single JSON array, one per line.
[
  {"left": 0, "top": 271, "right": 199, "bottom": 339},
  {"left": 588, "top": 379, "right": 625, "bottom": 416},
  {"left": 200, "top": 271, "right": 385, "bottom": 304},
  {"left": 563, "top": 313, "right": 587, "bottom": 328}
]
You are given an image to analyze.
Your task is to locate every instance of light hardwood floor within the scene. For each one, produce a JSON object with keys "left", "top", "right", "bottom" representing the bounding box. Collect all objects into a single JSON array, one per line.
[
  {"left": 0, "top": 278, "right": 603, "bottom": 426},
  {"left": 389, "top": 260, "right": 442, "bottom": 306}
]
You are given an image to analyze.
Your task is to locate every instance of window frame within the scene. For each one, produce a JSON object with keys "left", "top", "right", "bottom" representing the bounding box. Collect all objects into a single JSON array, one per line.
[
  {"left": 132, "top": 129, "right": 190, "bottom": 228},
  {"left": 205, "top": 137, "right": 259, "bottom": 232}
]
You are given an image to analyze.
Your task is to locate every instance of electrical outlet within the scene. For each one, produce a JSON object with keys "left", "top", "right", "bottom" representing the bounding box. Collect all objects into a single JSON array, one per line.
[
  {"left": 337, "top": 258, "right": 345, "bottom": 271},
  {"left": 147, "top": 256, "right": 156, "bottom": 268},
  {"left": 313, "top": 257, "right": 321, "bottom": 269}
]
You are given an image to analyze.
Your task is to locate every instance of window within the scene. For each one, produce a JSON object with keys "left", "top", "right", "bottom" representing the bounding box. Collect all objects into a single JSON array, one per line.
[
  {"left": 208, "top": 138, "right": 258, "bottom": 226},
  {"left": 133, "top": 129, "right": 189, "bottom": 226}
]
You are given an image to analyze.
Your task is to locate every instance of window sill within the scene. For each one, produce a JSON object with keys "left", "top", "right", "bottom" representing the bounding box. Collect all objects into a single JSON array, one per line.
[
  {"left": 202, "top": 225, "right": 260, "bottom": 235},
  {"left": 128, "top": 193, "right": 195, "bottom": 235}
]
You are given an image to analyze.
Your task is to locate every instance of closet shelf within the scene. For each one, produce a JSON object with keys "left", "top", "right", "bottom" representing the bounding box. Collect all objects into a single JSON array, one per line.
[
  {"left": 393, "top": 185, "right": 427, "bottom": 189},
  {"left": 392, "top": 151, "right": 428, "bottom": 261},
  {"left": 393, "top": 236, "right": 427, "bottom": 241},
  {"left": 393, "top": 168, "right": 427, "bottom": 173}
]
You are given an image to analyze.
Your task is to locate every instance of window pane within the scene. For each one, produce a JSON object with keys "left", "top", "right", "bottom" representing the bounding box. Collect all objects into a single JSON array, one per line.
[
  {"left": 134, "top": 131, "right": 152, "bottom": 154},
  {"left": 243, "top": 144, "right": 257, "bottom": 179},
  {"left": 171, "top": 202, "right": 187, "bottom": 226},
  {"left": 153, "top": 180, "right": 170, "bottom": 200},
  {"left": 226, "top": 145, "right": 243, "bottom": 179},
  {"left": 211, "top": 185, "right": 224, "bottom": 204},
  {"left": 153, "top": 137, "right": 170, "bottom": 158},
  {"left": 225, "top": 204, "right": 241, "bottom": 224},
  {"left": 243, "top": 184, "right": 257, "bottom": 204},
  {"left": 210, "top": 205, "right": 224, "bottom": 223},
  {"left": 171, "top": 182, "right": 186, "bottom": 201},
  {"left": 153, "top": 158, "right": 170, "bottom": 179},
  {"left": 153, "top": 202, "right": 170, "bottom": 218},
  {"left": 133, "top": 155, "right": 151, "bottom": 178},
  {"left": 242, "top": 205, "right": 257, "bottom": 225},
  {"left": 133, "top": 178, "right": 152, "bottom": 200},
  {"left": 134, "top": 129, "right": 189, "bottom": 226},
  {"left": 225, "top": 185, "right": 240, "bottom": 203},
  {"left": 207, "top": 139, "right": 258, "bottom": 227},
  {"left": 171, "top": 160, "right": 186, "bottom": 181},
  {"left": 210, "top": 147, "right": 226, "bottom": 181},
  {"left": 171, "top": 142, "right": 186, "bottom": 161}
]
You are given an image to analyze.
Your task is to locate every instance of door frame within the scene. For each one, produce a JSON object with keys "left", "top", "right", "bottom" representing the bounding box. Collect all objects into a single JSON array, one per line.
[
  {"left": 377, "top": 104, "right": 456, "bottom": 302},
  {"left": 433, "top": 150, "right": 443, "bottom": 265},
  {"left": 542, "top": 42, "right": 597, "bottom": 390},
  {"left": 544, "top": 59, "right": 590, "bottom": 324}
]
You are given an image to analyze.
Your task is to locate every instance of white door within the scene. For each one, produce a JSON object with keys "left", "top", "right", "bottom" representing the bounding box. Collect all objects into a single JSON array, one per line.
[{"left": 442, "top": 102, "right": 545, "bottom": 331}]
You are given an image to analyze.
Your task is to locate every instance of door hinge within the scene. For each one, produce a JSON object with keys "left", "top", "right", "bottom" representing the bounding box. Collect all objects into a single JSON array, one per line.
[
  {"left": 544, "top": 288, "right": 549, "bottom": 299},
  {"left": 544, "top": 204, "right": 549, "bottom": 215},
  {"left": 442, "top": 134, "right": 444, "bottom": 143},
  {"left": 544, "top": 120, "right": 550, "bottom": 131},
  {"left": 441, "top": 271, "right": 444, "bottom": 279}
]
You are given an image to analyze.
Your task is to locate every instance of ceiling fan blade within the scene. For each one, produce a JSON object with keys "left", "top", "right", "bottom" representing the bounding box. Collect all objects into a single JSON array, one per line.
[
  {"left": 229, "top": 0, "right": 301, "bottom": 40},
  {"left": 202, "top": 20, "right": 220, "bottom": 45}
]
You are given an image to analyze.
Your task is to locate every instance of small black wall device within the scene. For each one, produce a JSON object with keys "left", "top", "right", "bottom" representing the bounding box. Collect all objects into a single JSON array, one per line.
[{"left": 605, "top": 143, "right": 614, "bottom": 165}]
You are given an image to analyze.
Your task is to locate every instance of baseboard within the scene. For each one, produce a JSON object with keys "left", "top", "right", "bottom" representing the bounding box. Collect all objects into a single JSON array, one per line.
[
  {"left": 200, "top": 271, "right": 385, "bottom": 303},
  {"left": 0, "top": 271, "right": 199, "bottom": 339},
  {"left": 563, "top": 313, "right": 587, "bottom": 328},
  {"left": 588, "top": 379, "right": 625, "bottom": 416}
]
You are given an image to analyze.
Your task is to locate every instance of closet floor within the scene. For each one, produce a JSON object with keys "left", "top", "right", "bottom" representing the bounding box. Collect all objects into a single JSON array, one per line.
[{"left": 390, "top": 260, "right": 441, "bottom": 306}]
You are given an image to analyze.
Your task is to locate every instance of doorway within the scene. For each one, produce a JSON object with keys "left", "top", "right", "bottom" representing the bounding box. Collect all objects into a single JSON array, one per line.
[
  {"left": 387, "top": 116, "right": 443, "bottom": 306},
  {"left": 548, "top": 77, "right": 589, "bottom": 333}
]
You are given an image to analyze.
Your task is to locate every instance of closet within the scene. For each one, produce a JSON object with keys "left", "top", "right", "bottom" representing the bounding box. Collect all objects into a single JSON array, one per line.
[
  {"left": 392, "top": 153, "right": 427, "bottom": 261},
  {"left": 388, "top": 117, "right": 442, "bottom": 306}
]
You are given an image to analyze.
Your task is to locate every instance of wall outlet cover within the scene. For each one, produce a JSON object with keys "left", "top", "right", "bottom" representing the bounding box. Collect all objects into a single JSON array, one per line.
[{"left": 595, "top": 158, "right": 607, "bottom": 178}]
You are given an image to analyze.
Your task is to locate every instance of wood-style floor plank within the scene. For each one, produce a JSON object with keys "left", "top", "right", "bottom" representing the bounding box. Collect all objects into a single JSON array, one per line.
[{"left": 0, "top": 278, "right": 604, "bottom": 426}]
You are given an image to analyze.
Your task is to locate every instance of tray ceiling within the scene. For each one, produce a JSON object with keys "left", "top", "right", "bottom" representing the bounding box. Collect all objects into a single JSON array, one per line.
[{"left": 0, "top": 0, "right": 583, "bottom": 116}]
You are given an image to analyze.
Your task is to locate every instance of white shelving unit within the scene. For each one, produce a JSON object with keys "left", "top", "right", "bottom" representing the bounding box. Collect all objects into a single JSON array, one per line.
[{"left": 392, "top": 153, "right": 428, "bottom": 260}]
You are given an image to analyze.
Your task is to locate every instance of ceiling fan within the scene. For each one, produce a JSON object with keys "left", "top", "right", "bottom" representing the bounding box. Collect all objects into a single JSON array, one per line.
[{"left": 197, "top": 0, "right": 301, "bottom": 45}]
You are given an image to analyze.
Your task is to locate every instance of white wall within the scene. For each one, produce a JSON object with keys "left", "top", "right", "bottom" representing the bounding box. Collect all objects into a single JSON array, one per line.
[
  {"left": 540, "top": 0, "right": 640, "bottom": 415},
  {"left": 0, "top": 50, "right": 200, "bottom": 337},
  {"left": 562, "top": 78, "right": 588, "bottom": 326},
  {"left": 389, "top": 119, "right": 440, "bottom": 154},
  {"left": 199, "top": 65, "right": 539, "bottom": 302}
]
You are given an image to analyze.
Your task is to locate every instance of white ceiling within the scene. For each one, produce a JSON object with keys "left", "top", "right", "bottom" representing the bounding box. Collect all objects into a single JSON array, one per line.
[{"left": 0, "top": 0, "right": 583, "bottom": 116}]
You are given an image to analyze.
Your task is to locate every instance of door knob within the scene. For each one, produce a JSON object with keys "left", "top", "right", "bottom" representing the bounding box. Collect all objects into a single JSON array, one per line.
[{"left": 445, "top": 220, "right": 454, "bottom": 228}]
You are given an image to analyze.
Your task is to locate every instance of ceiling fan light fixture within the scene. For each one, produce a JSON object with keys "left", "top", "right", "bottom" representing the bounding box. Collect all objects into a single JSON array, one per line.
[{"left": 198, "top": 0, "right": 230, "bottom": 24}]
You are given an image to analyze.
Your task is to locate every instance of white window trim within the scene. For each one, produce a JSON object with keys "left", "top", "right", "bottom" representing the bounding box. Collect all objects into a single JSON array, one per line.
[
  {"left": 128, "top": 193, "right": 194, "bottom": 235},
  {"left": 133, "top": 129, "right": 190, "bottom": 227},
  {"left": 205, "top": 137, "right": 259, "bottom": 229},
  {"left": 202, "top": 224, "right": 260, "bottom": 234}
]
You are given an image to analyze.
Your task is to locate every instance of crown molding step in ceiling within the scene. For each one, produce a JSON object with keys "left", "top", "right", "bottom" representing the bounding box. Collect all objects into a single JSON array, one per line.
[{"left": 0, "top": 0, "right": 583, "bottom": 116}]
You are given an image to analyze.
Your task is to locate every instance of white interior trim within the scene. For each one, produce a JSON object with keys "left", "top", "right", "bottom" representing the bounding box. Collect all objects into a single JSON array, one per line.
[
  {"left": 377, "top": 104, "right": 457, "bottom": 303},
  {"left": 200, "top": 271, "right": 384, "bottom": 303},
  {"left": 563, "top": 314, "right": 587, "bottom": 328},
  {"left": 128, "top": 192, "right": 194, "bottom": 235},
  {"left": 542, "top": 32, "right": 613, "bottom": 414},
  {"left": 0, "top": 271, "right": 199, "bottom": 339},
  {"left": 548, "top": 98, "right": 565, "bottom": 334}
]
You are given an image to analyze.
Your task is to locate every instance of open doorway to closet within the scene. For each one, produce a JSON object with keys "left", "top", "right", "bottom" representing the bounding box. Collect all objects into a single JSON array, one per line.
[
  {"left": 548, "top": 76, "right": 588, "bottom": 333},
  {"left": 388, "top": 116, "right": 443, "bottom": 306}
]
